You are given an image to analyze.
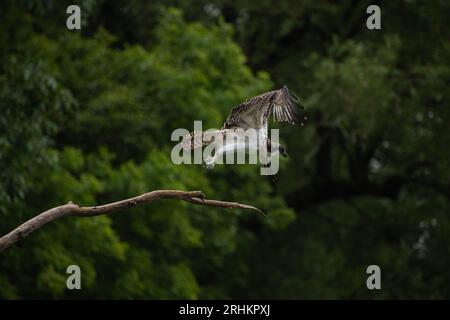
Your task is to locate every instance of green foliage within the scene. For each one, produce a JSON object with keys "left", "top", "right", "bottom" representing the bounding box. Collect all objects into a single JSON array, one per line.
[
  {"left": 0, "top": 0, "right": 449, "bottom": 299},
  {"left": 0, "top": 55, "right": 75, "bottom": 216},
  {"left": 0, "top": 4, "right": 290, "bottom": 299}
]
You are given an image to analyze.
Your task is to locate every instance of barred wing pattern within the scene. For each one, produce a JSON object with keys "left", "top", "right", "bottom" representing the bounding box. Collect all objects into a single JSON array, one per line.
[
  {"left": 181, "top": 130, "right": 228, "bottom": 151},
  {"left": 182, "top": 131, "right": 206, "bottom": 151},
  {"left": 222, "top": 85, "right": 306, "bottom": 130}
]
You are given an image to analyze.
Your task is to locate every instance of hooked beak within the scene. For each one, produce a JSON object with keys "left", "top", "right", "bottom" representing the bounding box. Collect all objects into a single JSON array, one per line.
[{"left": 281, "top": 150, "right": 288, "bottom": 158}]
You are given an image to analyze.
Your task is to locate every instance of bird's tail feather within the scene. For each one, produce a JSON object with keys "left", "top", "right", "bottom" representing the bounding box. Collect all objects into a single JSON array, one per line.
[{"left": 182, "top": 130, "right": 217, "bottom": 150}]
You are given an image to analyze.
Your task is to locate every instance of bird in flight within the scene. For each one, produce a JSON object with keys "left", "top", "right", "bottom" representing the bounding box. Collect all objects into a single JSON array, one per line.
[{"left": 182, "top": 85, "right": 306, "bottom": 171}]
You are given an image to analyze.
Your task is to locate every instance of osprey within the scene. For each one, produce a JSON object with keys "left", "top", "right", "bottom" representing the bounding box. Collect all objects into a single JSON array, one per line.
[{"left": 182, "top": 85, "right": 306, "bottom": 170}]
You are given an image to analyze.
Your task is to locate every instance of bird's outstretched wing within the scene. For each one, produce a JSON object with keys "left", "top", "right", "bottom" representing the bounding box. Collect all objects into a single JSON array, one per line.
[{"left": 222, "top": 85, "right": 306, "bottom": 129}]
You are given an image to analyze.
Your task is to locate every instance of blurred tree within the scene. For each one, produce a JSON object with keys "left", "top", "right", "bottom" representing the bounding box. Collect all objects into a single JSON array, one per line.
[{"left": 0, "top": 3, "right": 292, "bottom": 299}]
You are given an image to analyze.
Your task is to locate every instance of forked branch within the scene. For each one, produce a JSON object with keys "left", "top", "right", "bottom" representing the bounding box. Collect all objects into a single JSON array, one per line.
[{"left": 0, "top": 190, "right": 263, "bottom": 253}]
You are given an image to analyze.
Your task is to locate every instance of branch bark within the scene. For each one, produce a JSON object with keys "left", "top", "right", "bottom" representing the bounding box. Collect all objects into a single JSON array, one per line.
[{"left": 0, "top": 190, "right": 263, "bottom": 253}]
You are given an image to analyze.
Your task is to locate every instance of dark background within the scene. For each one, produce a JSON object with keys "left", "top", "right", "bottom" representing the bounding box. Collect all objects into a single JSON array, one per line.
[{"left": 0, "top": 0, "right": 449, "bottom": 299}]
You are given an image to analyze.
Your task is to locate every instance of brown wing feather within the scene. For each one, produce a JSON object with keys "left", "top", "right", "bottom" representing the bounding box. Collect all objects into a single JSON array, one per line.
[
  {"left": 222, "top": 91, "right": 276, "bottom": 129},
  {"left": 222, "top": 86, "right": 306, "bottom": 129},
  {"left": 272, "top": 86, "right": 306, "bottom": 125}
]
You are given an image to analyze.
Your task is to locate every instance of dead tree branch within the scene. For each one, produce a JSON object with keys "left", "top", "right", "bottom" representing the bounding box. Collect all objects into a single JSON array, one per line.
[{"left": 0, "top": 190, "right": 263, "bottom": 253}]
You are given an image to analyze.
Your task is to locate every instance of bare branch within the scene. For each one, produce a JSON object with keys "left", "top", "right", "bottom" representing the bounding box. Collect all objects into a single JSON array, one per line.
[{"left": 0, "top": 190, "right": 263, "bottom": 253}]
